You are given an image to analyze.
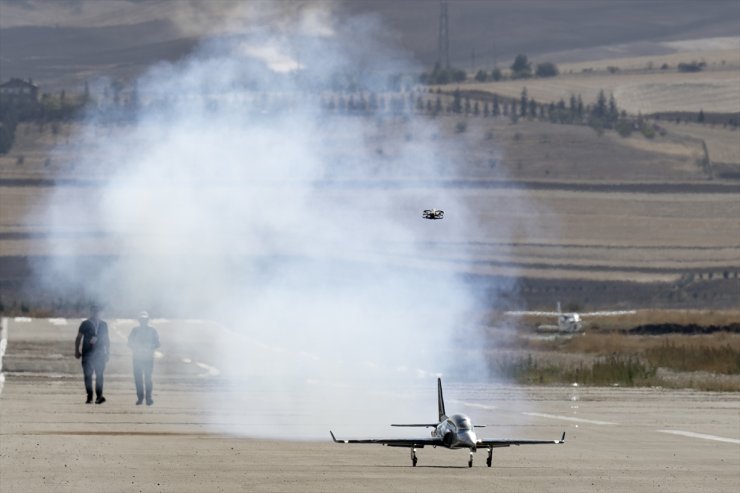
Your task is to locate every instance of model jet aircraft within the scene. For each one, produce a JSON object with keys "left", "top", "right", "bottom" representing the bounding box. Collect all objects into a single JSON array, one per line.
[
  {"left": 422, "top": 209, "right": 444, "bottom": 220},
  {"left": 330, "top": 378, "right": 564, "bottom": 467},
  {"left": 506, "top": 302, "right": 636, "bottom": 333}
]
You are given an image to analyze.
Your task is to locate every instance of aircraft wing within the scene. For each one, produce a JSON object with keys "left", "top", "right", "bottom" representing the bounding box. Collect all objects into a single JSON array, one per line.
[
  {"left": 505, "top": 311, "right": 560, "bottom": 317},
  {"left": 390, "top": 423, "right": 438, "bottom": 428},
  {"left": 330, "top": 431, "right": 442, "bottom": 448},
  {"left": 477, "top": 432, "right": 565, "bottom": 448},
  {"left": 579, "top": 311, "right": 636, "bottom": 317}
]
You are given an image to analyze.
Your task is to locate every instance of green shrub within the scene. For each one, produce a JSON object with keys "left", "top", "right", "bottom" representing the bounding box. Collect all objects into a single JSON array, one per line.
[
  {"left": 641, "top": 123, "right": 656, "bottom": 139},
  {"left": 615, "top": 120, "right": 633, "bottom": 137}
]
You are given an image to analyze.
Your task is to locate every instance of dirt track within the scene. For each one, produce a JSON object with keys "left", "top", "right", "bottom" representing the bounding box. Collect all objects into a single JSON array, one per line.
[{"left": 1, "top": 318, "right": 739, "bottom": 492}]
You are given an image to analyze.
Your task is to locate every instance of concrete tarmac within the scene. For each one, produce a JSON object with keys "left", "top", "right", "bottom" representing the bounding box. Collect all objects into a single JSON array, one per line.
[{"left": 1, "top": 318, "right": 738, "bottom": 492}]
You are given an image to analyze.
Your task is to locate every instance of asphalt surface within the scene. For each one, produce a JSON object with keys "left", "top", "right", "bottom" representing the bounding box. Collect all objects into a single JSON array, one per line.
[{"left": 1, "top": 318, "right": 739, "bottom": 492}]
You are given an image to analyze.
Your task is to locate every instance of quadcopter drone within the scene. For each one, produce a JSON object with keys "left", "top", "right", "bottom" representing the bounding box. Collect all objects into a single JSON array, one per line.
[{"left": 423, "top": 209, "right": 444, "bottom": 220}]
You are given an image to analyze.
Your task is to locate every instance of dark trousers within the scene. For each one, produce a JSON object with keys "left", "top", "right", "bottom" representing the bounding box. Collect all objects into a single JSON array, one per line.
[
  {"left": 133, "top": 357, "right": 154, "bottom": 401},
  {"left": 82, "top": 357, "right": 106, "bottom": 398}
]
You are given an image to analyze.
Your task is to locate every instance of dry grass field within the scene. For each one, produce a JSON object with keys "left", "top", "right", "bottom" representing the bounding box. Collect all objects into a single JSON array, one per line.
[
  {"left": 659, "top": 121, "right": 740, "bottom": 168},
  {"left": 2, "top": 116, "right": 739, "bottom": 269},
  {"left": 557, "top": 44, "right": 740, "bottom": 74}
]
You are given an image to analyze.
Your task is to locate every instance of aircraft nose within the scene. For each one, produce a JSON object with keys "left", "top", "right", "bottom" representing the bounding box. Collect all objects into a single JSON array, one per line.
[{"left": 458, "top": 431, "right": 477, "bottom": 448}]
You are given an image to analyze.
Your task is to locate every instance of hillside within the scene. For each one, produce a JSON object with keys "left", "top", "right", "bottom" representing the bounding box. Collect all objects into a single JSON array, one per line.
[{"left": 1, "top": 0, "right": 739, "bottom": 89}]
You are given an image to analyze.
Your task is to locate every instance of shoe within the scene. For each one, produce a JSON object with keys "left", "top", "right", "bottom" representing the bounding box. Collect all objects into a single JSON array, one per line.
[
  {"left": 146, "top": 399, "right": 154, "bottom": 406},
  {"left": 136, "top": 399, "right": 143, "bottom": 405},
  {"left": 86, "top": 396, "right": 93, "bottom": 404},
  {"left": 95, "top": 396, "right": 106, "bottom": 404}
]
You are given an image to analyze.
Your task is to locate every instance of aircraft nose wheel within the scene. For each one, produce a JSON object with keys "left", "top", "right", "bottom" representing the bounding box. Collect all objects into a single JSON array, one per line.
[
  {"left": 468, "top": 450, "right": 474, "bottom": 468},
  {"left": 487, "top": 447, "right": 493, "bottom": 467},
  {"left": 411, "top": 448, "right": 418, "bottom": 467}
]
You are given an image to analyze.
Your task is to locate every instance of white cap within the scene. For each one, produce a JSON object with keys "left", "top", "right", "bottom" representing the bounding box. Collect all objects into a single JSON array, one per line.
[{"left": 139, "top": 311, "right": 149, "bottom": 319}]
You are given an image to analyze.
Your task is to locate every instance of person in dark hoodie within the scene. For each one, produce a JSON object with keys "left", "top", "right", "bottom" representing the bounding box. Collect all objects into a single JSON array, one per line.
[
  {"left": 127, "top": 311, "right": 160, "bottom": 406},
  {"left": 74, "top": 305, "right": 110, "bottom": 404}
]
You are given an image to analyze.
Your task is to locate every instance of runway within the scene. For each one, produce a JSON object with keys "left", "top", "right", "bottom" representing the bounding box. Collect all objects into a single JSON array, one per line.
[{"left": 1, "top": 318, "right": 738, "bottom": 492}]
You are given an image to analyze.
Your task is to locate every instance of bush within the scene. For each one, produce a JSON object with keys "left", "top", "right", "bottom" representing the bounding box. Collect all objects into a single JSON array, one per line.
[
  {"left": 535, "top": 62, "right": 558, "bottom": 77},
  {"left": 645, "top": 342, "right": 740, "bottom": 374},
  {"left": 510, "top": 54, "right": 532, "bottom": 79},
  {"left": 615, "top": 120, "right": 633, "bottom": 137},
  {"left": 495, "top": 354, "right": 656, "bottom": 387},
  {"left": 678, "top": 61, "right": 706, "bottom": 72},
  {"left": 641, "top": 123, "right": 656, "bottom": 139}
]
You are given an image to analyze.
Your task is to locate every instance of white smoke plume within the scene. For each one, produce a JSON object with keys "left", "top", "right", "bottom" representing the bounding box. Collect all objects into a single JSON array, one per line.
[{"left": 33, "top": 3, "right": 507, "bottom": 437}]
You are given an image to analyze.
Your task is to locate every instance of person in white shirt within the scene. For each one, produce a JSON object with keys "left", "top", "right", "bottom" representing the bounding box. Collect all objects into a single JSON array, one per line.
[{"left": 127, "top": 311, "right": 160, "bottom": 406}]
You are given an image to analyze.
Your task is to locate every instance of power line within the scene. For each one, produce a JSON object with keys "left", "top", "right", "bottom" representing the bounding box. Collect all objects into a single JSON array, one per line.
[{"left": 437, "top": 1, "right": 449, "bottom": 70}]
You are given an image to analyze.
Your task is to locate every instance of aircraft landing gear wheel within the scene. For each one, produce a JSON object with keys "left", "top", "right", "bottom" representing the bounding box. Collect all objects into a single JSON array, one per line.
[
  {"left": 411, "top": 448, "right": 418, "bottom": 467},
  {"left": 487, "top": 448, "right": 493, "bottom": 468},
  {"left": 468, "top": 451, "right": 474, "bottom": 468}
]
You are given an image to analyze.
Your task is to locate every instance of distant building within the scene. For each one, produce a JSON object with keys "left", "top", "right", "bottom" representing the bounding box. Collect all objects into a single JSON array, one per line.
[{"left": 0, "top": 78, "right": 39, "bottom": 105}]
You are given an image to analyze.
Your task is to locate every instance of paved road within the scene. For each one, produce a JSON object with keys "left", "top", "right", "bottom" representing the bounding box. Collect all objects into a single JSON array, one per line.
[{"left": 1, "top": 318, "right": 738, "bottom": 492}]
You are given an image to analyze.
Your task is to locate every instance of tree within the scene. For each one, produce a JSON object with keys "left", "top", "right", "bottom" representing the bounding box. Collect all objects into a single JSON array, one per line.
[
  {"left": 464, "top": 97, "right": 471, "bottom": 114},
  {"left": 451, "top": 69, "right": 467, "bottom": 83},
  {"left": 535, "top": 62, "right": 558, "bottom": 77},
  {"left": 593, "top": 90, "right": 607, "bottom": 119},
  {"left": 452, "top": 89, "right": 462, "bottom": 113},
  {"left": 473, "top": 101, "right": 480, "bottom": 116},
  {"left": 435, "top": 96, "right": 443, "bottom": 114},
  {"left": 510, "top": 54, "right": 532, "bottom": 79},
  {"left": 698, "top": 109, "right": 705, "bottom": 123},
  {"left": 491, "top": 68, "right": 503, "bottom": 81},
  {"left": 475, "top": 70, "right": 488, "bottom": 82},
  {"left": 519, "top": 88, "right": 528, "bottom": 117},
  {"left": 492, "top": 94, "right": 500, "bottom": 116},
  {"left": 0, "top": 120, "right": 17, "bottom": 154},
  {"left": 608, "top": 94, "right": 618, "bottom": 123},
  {"left": 483, "top": 102, "right": 490, "bottom": 117}
]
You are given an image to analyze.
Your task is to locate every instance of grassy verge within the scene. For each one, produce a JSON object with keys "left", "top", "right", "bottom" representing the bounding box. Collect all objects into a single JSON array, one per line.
[
  {"left": 491, "top": 352, "right": 740, "bottom": 391},
  {"left": 493, "top": 353, "right": 656, "bottom": 387},
  {"left": 487, "top": 327, "right": 740, "bottom": 391}
]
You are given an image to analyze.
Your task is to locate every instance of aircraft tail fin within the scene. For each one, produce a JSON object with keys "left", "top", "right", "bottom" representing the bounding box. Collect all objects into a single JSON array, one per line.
[{"left": 437, "top": 378, "right": 446, "bottom": 421}]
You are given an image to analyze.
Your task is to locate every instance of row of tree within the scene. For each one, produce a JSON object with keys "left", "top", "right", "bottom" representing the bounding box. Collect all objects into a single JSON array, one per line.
[
  {"left": 420, "top": 54, "right": 558, "bottom": 85},
  {"left": 317, "top": 87, "right": 657, "bottom": 138}
]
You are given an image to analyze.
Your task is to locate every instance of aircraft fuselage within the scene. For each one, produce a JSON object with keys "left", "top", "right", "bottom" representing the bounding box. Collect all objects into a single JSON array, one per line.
[{"left": 434, "top": 413, "right": 478, "bottom": 450}]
